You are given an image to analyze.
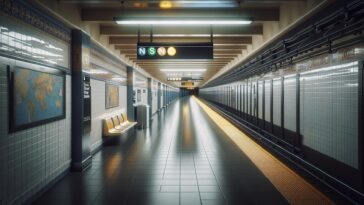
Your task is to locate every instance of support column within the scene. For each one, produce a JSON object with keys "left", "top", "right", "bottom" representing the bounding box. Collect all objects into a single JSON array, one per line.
[
  {"left": 163, "top": 84, "right": 167, "bottom": 107},
  {"left": 147, "top": 78, "right": 152, "bottom": 118},
  {"left": 157, "top": 82, "right": 161, "bottom": 110},
  {"left": 127, "top": 66, "right": 135, "bottom": 121},
  {"left": 71, "top": 29, "right": 92, "bottom": 172}
]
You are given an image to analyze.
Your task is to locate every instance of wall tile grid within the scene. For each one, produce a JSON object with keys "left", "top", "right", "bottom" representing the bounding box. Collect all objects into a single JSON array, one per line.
[
  {"left": 273, "top": 79, "right": 282, "bottom": 126},
  {"left": 252, "top": 81, "right": 257, "bottom": 117},
  {"left": 258, "top": 81, "right": 264, "bottom": 119},
  {"left": 0, "top": 13, "right": 70, "bottom": 69},
  {"left": 0, "top": 13, "right": 71, "bottom": 204},
  {"left": 247, "top": 82, "right": 251, "bottom": 115},
  {"left": 300, "top": 61, "right": 359, "bottom": 168},
  {"left": 283, "top": 76, "right": 297, "bottom": 132},
  {"left": 0, "top": 67, "right": 71, "bottom": 205},
  {"left": 199, "top": 44, "right": 364, "bottom": 170},
  {"left": 90, "top": 79, "right": 127, "bottom": 152},
  {"left": 152, "top": 80, "right": 158, "bottom": 114},
  {"left": 264, "top": 80, "right": 271, "bottom": 122},
  {"left": 242, "top": 83, "right": 246, "bottom": 113}
]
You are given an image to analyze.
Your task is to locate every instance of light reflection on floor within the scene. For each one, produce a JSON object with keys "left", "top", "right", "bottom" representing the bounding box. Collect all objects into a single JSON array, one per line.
[{"left": 33, "top": 97, "right": 290, "bottom": 205}]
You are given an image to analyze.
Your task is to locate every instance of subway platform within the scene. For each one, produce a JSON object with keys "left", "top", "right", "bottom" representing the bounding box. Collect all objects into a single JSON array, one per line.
[{"left": 33, "top": 97, "right": 335, "bottom": 205}]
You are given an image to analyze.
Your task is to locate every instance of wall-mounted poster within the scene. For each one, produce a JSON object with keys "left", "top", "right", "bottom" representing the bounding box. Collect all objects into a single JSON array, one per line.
[
  {"left": 105, "top": 83, "right": 119, "bottom": 109},
  {"left": 137, "top": 89, "right": 141, "bottom": 102},
  {"left": 9, "top": 66, "right": 65, "bottom": 132}
]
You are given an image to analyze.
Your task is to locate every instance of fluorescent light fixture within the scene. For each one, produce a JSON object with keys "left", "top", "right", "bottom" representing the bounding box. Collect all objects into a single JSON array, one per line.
[
  {"left": 161, "top": 69, "right": 206, "bottom": 72},
  {"left": 115, "top": 18, "right": 251, "bottom": 26}
]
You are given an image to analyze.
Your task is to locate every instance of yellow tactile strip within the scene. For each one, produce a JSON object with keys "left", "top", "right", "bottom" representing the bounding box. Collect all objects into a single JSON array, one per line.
[{"left": 193, "top": 96, "right": 335, "bottom": 205}]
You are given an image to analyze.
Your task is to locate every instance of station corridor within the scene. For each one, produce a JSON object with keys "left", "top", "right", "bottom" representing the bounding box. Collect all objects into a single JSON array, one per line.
[
  {"left": 33, "top": 97, "right": 332, "bottom": 205},
  {"left": 1, "top": 0, "right": 364, "bottom": 204}
]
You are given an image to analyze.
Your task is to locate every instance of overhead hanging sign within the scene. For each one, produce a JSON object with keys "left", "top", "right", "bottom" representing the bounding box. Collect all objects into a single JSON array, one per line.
[
  {"left": 167, "top": 77, "right": 204, "bottom": 82},
  {"left": 137, "top": 42, "right": 213, "bottom": 60},
  {"left": 180, "top": 82, "right": 195, "bottom": 87}
]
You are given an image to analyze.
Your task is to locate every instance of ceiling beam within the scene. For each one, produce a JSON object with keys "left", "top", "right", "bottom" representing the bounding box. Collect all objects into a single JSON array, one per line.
[
  {"left": 82, "top": 8, "right": 280, "bottom": 21},
  {"left": 133, "top": 59, "right": 231, "bottom": 63},
  {"left": 118, "top": 49, "right": 243, "bottom": 55},
  {"left": 137, "top": 62, "right": 226, "bottom": 65},
  {"left": 125, "top": 54, "right": 238, "bottom": 58},
  {"left": 142, "top": 65, "right": 223, "bottom": 67},
  {"left": 115, "top": 45, "right": 247, "bottom": 50},
  {"left": 213, "top": 45, "right": 248, "bottom": 49},
  {"left": 100, "top": 24, "right": 263, "bottom": 35},
  {"left": 110, "top": 36, "right": 252, "bottom": 44},
  {"left": 129, "top": 57, "right": 235, "bottom": 61}
]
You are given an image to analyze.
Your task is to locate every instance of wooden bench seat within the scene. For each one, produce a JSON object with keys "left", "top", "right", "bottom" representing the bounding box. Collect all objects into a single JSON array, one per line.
[{"left": 103, "top": 113, "right": 137, "bottom": 137}]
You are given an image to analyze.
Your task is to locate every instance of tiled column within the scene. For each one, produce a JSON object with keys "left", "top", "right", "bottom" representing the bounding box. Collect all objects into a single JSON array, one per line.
[
  {"left": 163, "top": 84, "right": 167, "bottom": 107},
  {"left": 157, "top": 82, "right": 161, "bottom": 110},
  {"left": 127, "top": 66, "right": 135, "bottom": 121},
  {"left": 71, "top": 29, "right": 92, "bottom": 171},
  {"left": 147, "top": 78, "right": 152, "bottom": 118}
]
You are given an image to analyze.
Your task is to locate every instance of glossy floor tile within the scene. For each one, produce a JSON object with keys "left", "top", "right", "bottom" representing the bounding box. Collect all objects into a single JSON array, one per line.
[{"left": 33, "top": 97, "right": 289, "bottom": 205}]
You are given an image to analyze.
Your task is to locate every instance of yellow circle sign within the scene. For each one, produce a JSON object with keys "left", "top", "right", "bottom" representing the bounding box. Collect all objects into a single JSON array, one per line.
[
  {"left": 157, "top": 47, "right": 166, "bottom": 56},
  {"left": 167, "top": 47, "right": 176, "bottom": 56}
]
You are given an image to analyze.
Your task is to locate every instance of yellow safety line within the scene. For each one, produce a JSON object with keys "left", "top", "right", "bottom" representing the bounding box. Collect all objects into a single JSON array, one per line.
[{"left": 193, "top": 96, "right": 335, "bottom": 205}]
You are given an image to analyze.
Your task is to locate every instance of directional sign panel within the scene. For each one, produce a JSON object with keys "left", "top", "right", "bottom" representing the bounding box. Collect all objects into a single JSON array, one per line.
[
  {"left": 167, "top": 77, "right": 204, "bottom": 81},
  {"left": 137, "top": 42, "right": 213, "bottom": 59}
]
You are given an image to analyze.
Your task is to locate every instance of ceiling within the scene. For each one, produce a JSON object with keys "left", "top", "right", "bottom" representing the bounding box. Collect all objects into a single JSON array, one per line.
[{"left": 58, "top": 0, "right": 309, "bottom": 87}]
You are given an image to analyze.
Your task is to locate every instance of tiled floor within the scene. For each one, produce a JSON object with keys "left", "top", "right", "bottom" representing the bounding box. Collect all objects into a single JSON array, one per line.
[{"left": 33, "top": 97, "right": 289, "bottom": 205}]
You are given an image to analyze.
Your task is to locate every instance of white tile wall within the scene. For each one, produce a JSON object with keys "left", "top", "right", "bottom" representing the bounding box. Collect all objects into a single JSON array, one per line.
[
  {"left": 90, "top": 79, "right": 127, "bottom": 152},
  {"left": 252, "top": 82, "right": 257, "bottom": 117},
  {"left": 247, "top": 82, "right": 251, "bottom": 115},
  {"left": 258, "top": 81, "right": 264, "bottom": 119},
  {"left": 284, "top": 75, "right": 297, "bottom": 132},
  {"left": 300, "top": 62, "right": 359, "bottom": 168},
  {"left": 152, "top": 80, "right": 158, "bottom": 114},
  {"left": 134, "top": 87, "right": 148, "bottom": 105},
  {"left": 0, "top": 13, "right": 70, "bottom": 69},
  {"left": 264, "top": 80, "right": 271, "bottom": 122},
  {"left": 0, "top": 65, "right": 71, "bottom": 205},
  {"left": 244, "top": 83, "right": 248, "bottom": 113},
  {"left": 273, "top": 79, "right": 282, "bottom": 126}
]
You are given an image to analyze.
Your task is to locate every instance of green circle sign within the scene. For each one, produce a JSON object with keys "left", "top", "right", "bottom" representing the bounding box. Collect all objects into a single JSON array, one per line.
[{"left": 148, "top": 47, "right": 156, "bottom": 56}]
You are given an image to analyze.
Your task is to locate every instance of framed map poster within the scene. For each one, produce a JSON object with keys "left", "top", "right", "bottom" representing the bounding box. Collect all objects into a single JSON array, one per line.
[
  {"left": 9, "top": 66, "right": 65, "bottom": 132},
  {"left": 105, "top": 83, "right": 119, "bottom": 109}
]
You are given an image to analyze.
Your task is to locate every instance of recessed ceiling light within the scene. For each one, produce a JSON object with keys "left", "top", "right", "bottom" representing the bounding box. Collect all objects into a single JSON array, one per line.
[{"left": 159, "top": 1, "right": 172, "bottom": 9}]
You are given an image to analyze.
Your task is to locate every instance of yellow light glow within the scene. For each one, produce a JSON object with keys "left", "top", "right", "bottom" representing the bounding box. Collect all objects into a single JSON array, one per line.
[
  {"left": 167, "top": 47, "right": 177, "bottom": 56},
  {"left": 160, "top": 1, "right": 172, "bottom": 9},
  {"left": 157, "top": 47, "right": 166, "bottom": 56}
]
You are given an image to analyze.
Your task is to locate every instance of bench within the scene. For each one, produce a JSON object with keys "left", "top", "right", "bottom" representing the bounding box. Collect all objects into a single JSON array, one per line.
[{"left": 102, "top": 113, "right": 137, "bottom": 137}]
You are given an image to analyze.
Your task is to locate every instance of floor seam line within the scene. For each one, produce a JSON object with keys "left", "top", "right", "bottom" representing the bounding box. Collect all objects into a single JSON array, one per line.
[{"left": 192, "top": 98, "right": 229, "bottom": 205}]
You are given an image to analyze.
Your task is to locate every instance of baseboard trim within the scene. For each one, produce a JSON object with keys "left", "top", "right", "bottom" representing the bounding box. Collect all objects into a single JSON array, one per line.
[
  {"left": 71, "top": 156, "right": 92, "bottom": 172},
  {"left": 91, "top": 140, "right": 103, "bottom": 155}
]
